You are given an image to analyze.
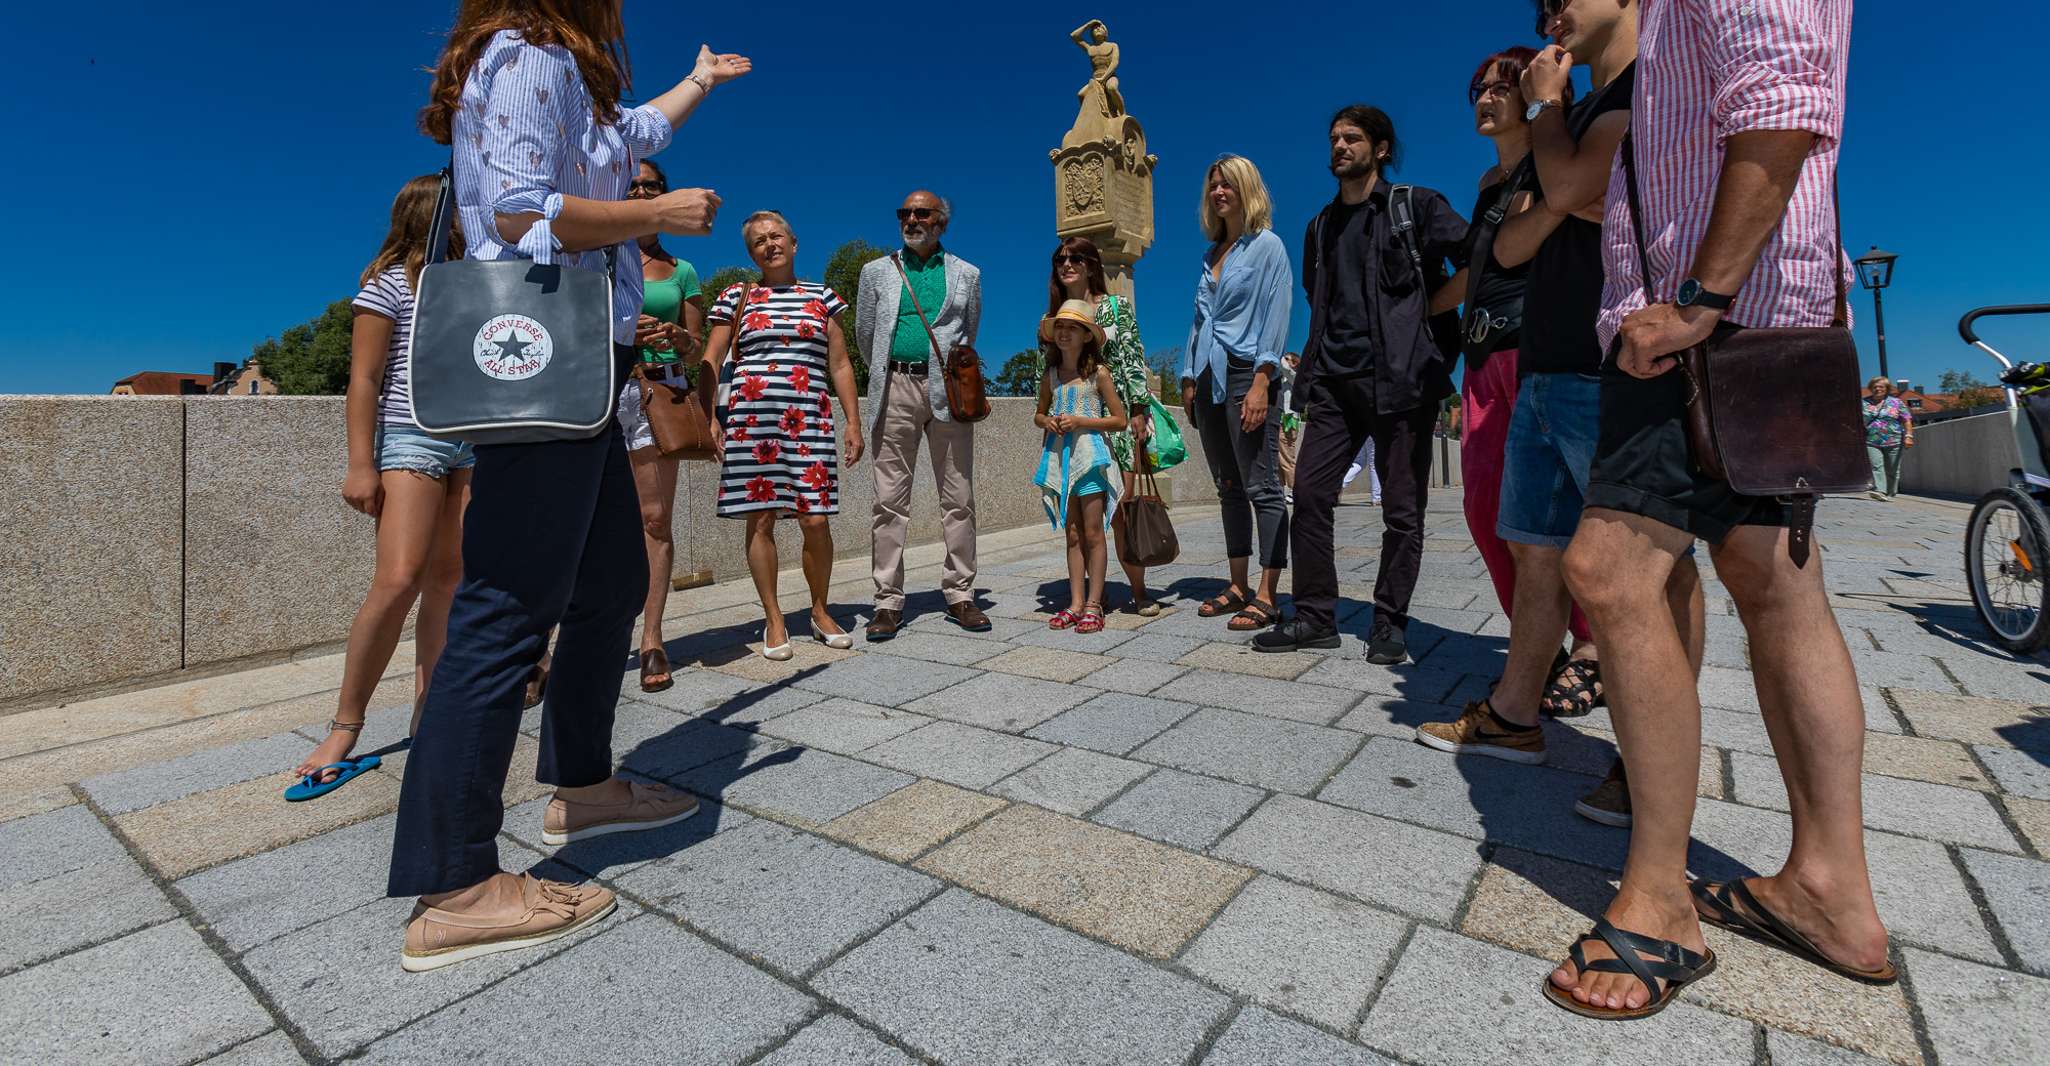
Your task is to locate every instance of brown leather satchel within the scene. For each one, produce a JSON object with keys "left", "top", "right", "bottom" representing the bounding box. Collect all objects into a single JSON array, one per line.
[
  {"left": 1116, "top": 450, "right": 1180, "bottom": 568},
  {"left": 633, "top": 358, "right": 718, "bottom": 460},
  {"left": 890, "top": 252, "right": 989, "bottom": 422},
  {"left": 1618, "top": 136, "right": 1869, "bottom": 566}
]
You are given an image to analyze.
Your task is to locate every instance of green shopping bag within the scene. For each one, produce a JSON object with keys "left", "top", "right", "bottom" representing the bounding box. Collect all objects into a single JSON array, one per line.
[{"left": 1142, "top": 395, "right": 1188, "bottom": 471}]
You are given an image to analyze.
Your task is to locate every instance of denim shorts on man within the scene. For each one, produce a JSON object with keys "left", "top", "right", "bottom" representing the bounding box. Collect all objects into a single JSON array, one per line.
[
  {"left": 378, "top": 422, "right": 476, "bottom": 479},
  {"left": 1497, "top": 372, "right": 1603, "bottom": 549}
]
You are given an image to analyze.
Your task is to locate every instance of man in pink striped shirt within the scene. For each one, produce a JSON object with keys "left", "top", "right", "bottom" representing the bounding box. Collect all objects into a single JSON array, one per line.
[{"left": 1551, "top": 0, "right": 1895, "bottom": 1018}]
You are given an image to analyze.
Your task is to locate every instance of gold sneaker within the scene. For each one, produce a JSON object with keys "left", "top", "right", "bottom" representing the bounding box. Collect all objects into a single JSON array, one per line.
[
  {"left": 401, "top": 873, "right": 615, "bottom": 973},
  {"left": 542, "top": 780, "right": 700, "bottom": 846},
  {"left": 1415, "top": 700, "right": 1548, "bottom": 764}
]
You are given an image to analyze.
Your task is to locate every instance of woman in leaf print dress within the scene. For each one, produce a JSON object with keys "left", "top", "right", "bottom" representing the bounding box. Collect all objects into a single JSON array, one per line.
[
  {"left": 705, "top": 211, "right": 864, "bottom": 660},
  {"left": 1048, "top": 237, "right": 1174, "bottom": 614}
]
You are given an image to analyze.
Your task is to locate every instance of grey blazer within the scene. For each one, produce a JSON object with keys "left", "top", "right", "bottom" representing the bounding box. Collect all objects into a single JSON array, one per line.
[{"left": 856, "top": 249, "right": 982, "bottom": 431}]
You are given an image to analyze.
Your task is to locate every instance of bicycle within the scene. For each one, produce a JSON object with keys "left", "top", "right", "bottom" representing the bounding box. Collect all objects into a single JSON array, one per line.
[{"left": 1959, "top": 304, "right": 2050, "bottom": 652}]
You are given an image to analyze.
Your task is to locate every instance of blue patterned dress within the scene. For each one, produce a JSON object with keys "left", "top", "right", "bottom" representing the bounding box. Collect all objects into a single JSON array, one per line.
[{"left": 1034, "top": 372, "right": 1120, "bottom": 530}]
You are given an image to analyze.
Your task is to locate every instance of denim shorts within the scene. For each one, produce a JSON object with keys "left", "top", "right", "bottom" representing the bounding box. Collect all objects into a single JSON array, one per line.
[
  {"left": 1497, "top": 372, "right": 1602, "bottom": 549},
  {"left": 377, "top": 422, "right": 476, "bottom": 479}
]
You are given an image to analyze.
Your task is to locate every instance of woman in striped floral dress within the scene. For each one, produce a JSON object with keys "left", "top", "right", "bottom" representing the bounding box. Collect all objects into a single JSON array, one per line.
[{"left": 705, "top": 212, "right": 864, "bottom": 659}]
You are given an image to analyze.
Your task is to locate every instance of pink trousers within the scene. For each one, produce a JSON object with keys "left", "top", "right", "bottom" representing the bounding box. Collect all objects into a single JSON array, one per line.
[{"left": 1460, "top": 348, "right": 1591, "bottom": 643}]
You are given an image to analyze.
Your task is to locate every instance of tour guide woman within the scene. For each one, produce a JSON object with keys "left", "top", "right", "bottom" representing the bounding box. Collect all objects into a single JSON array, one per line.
[{"left": 387, "top": 0, "right": 749, "bottom": 973}]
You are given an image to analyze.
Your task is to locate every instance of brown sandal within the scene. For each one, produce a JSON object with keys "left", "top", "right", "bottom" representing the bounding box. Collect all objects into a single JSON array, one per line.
[
  {"left": 1197, "top": 590, "right": 1248, "bottom": 618},
  {"left": 639, "top": 647, "right": 674, "bottom": 694},
  {"left": 523, "top": 662, "right": 549, "bottom": 709},
  {"left": 1227, "top": 600, "right": 1279, "bottom": 632}
]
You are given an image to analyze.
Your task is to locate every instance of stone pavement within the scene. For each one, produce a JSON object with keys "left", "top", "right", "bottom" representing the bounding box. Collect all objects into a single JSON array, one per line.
[{"left": 3, "top": 488, "right": 2047, "bottom": 1065}]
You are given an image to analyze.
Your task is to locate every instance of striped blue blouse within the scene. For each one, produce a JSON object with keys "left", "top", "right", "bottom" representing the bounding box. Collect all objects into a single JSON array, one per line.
[
  {"left": 453, "top": 31, "right": 673, "bottom": 345},
  {"left": 1181, "top": 228, "right": 1294, "bottom": 403}
]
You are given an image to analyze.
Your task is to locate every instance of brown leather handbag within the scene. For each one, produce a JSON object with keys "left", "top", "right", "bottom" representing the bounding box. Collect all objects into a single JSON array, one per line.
[
  {"left": 1618, "top": 136, "right": 1869, "bottom": 565},
  {"left": 1116, "top": 450, "right": 1179, "bottom": 568},
  {"left": 633, "top": 358, "right": 718, "bottom": 460},
  {"left": 890, "top": 253, "right": 989, "bottom": 422}
]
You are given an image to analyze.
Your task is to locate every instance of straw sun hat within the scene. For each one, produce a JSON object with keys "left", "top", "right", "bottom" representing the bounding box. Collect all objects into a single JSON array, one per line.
[{"left": 1038, "top": 299, "right": 1107, "bottom": 346}]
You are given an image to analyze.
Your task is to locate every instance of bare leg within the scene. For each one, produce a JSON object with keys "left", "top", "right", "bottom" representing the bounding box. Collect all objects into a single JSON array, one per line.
[
  {"left": 1490, "top": 540, "right": 1574, "bottom": 725},
  {"left": 1256, "top": 565, "right": 1284, "bottom": 607},
  {"left": 1226, "top": 556, "right": 1253, "bottom": 602},
  {"left": 1553, "top": 508, "right": 1706, "bottom": 1010},
  {"left": 797, "top": 513, "right": 844, "bottom": 637},
  {"left": 1066, "top": 508, "right": 1088, "bottom": 613},
  {"left": 745, "top": 511, "right": 785, "bottom": 646},
  {"left": 627, "top": 448, "right": 678, "bottom": 667},
  {"left": 408, "top": 469, "right": 471, "bottom": 737},
  {"left": 299, "top": 471, "right": 449, "bottom": 779},
  {"left": 1706, "top": 524, "right": 1889, "bottom": 971},
  {"left": 1076, "top": 494, "right": 1108, "bottom": 610}
]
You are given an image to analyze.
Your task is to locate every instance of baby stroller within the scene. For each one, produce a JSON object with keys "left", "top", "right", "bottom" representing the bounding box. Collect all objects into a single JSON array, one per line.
[{"left": 1960, "top": 305, "right": 2050, "bottom": 652}]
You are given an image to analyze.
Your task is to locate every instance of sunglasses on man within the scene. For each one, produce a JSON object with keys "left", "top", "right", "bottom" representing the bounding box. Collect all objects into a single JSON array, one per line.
[{"left": 896, "top": 207, "right": 939, "bottom": 222}]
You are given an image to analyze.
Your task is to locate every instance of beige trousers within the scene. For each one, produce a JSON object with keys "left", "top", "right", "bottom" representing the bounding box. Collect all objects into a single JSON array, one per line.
[{"left": 871, "top": 368, "right": 977, "bottom": 609}]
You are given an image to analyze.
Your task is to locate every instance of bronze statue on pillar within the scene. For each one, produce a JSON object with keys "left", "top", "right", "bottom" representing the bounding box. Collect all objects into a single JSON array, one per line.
[{"left": 1052, "top": 19, "right": 1156, "bottom": 305}]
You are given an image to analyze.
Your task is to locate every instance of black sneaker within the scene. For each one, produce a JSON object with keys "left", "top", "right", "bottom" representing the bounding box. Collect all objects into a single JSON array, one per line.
[
  {"left": 1252, "top": 620, "right": 1341, "bottom": 653},
  {"left": 1365, "top": 620, "right": 1408, "bottom": 665}
]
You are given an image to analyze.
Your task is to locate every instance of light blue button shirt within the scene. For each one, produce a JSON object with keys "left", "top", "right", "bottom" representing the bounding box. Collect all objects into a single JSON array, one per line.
[
  {"left": 453, "top": 31, "right": 674, "bottom": 345},
  {"left": 1181, "top": 228, "right": 1293, "bottom": 403}
]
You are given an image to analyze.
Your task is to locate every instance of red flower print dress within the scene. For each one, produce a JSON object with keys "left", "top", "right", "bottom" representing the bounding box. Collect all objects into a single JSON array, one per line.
[{"left": 711, "top": 282, "right": 847, "bottom": 516}]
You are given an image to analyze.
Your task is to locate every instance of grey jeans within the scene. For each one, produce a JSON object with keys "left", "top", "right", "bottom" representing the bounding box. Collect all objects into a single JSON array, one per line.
[{"left": 1192, "top": 362, "right": 1290, "bottom": 569}]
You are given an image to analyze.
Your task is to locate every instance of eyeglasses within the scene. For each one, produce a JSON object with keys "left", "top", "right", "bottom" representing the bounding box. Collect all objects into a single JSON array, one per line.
[
  {"left": 896, "top": 207, "right": 938, "bottom": 222},
  {"left": 1469, "top": 79, "right": 1517, "bottom": 105},
  {"left": 628, "top": 179, "right": 665, "bottom": 193}
]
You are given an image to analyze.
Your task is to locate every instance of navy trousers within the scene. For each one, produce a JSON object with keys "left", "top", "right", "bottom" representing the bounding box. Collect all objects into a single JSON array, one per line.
[{"left": 387, "top": 412, "right": 645, "bottom": 898}]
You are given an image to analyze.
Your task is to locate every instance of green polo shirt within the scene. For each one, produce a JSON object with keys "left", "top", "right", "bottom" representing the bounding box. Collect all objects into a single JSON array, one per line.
[{"left": 888, "top": 247, "right": 948, "bottom": 365}]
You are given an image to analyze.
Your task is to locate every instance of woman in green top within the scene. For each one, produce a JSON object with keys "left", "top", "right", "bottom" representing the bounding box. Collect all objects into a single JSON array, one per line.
[
  {"left": 1050, "top": 237, "right": 1169, "bottom": 613},
  {"left": 621, "top": 159, "right": 704, "bottom": 692}
]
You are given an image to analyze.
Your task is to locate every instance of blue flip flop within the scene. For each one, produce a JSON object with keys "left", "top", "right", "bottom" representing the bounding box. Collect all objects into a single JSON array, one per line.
[{"left": 284, "top": 754, "right": 381, "bottom": 802}]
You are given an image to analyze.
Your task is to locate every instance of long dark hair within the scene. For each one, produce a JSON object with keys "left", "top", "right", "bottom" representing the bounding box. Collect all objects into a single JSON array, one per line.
[
  {"left": 420, "top": 0, "right": 630, "bottom": 145},
  {"left": 1046, "top": 237, "right": 1108, "bottom": 315},
  {"left": 361, "top": 174, "right": 463, "bottom": 290}
]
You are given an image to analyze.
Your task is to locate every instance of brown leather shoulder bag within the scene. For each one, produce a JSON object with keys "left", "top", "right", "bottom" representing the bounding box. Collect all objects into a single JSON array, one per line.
[
  {"left": 890, "top": 253, "right": 989, "bottom": 422},
  {"left": 1617, "top": 135, "right": 1870, "bottom": 565}
]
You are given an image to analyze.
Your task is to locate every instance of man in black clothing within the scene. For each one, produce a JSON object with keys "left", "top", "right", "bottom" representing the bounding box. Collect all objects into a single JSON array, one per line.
[{"left": 1255, "top": 105, "right": 1467, "bottom": 663}]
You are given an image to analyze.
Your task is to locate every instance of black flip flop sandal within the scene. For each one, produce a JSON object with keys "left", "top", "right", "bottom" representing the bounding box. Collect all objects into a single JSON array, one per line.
[
  {"left": 1690, "top": 879, "right": 1898, "bottom": 984},
  {"left": 1542, "top": 919, "right": 1718, "bottom": 1020},
  {"left": 1541, "top": 658, "right": 1605, "bottom": 718}
]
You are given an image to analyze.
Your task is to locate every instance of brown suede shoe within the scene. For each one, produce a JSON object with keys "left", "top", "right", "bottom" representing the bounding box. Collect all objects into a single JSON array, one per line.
[
  {"left": 866, "top": 608, "right": 903, "bottom": 641},
  {"left": 945, "top": 601, "right": 993, "bottom": 632},
  {"left": 401, "top": 873, "right": 614, "bottom": 972},
  {"left": 542, "top": 780, "right": 699, "bottom": 846}
]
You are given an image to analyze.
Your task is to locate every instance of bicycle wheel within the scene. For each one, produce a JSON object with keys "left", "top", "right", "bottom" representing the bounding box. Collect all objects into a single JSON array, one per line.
[{"left": 1965, "top": 486, "right": 2050, "bottom": 653}]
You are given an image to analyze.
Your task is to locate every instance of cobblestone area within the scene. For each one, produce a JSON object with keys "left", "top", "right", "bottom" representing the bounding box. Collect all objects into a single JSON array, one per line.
[{"left": 2, "top": 490, "right": 2046, "bottom": 1065}]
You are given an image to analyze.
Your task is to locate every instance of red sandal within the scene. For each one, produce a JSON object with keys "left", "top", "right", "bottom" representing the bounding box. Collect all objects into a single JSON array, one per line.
[
  {"left": 1048, "top": 609, "right": 1080, "bottom": 630},
  {"left": 1076, "top": 604, "right": 1106, "bottom": 634}
]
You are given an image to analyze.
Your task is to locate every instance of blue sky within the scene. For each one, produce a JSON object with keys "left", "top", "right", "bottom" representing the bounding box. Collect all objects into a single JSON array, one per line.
[{"left": 4, "top": 3, "right": 2044, "bottom": 395}]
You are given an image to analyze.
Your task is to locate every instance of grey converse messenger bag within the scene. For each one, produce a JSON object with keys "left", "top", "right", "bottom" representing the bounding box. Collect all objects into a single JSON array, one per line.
[{"left": 409, "top": 167, "right": 620, "bottom": 445}]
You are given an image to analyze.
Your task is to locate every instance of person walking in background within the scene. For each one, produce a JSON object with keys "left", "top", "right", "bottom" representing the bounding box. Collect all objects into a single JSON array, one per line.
[
  {"left": 619, "top": 158, "right": 705, "bottom": 694},
  {"left": 1550, "top": 0, "right": 1892, "bottom": 1018},
  {"left": 1034, "top": 300, "right": 1130, "bottom": 635},
  {"left": 1278, "top": 352, "right": 1302, "bottom": 505},
  {"left": 1181, "top": 154, "right": 1294, "bottom": 634},
  {"left": 1258, "top": 107, "right": 1466, "bottom": 661},
  {"left": 1863, "top": 376, "right": 1914, "bottom": 499},
  {"left": 858, "top": 190, "right": 991, "bottom": 640},
  {"left": 290, "top": 175, "right": 471, "bottom": 799},
  {"left": 388, "top": 0, "right": 747, "bottom": 972},
  {"left": 1419, "top": 4, "right": 1645, "bottom": 784},
  {"left": 1340, "top": 437, "right": 1381, "bottom": 504},
  {"left": 1048, "top": 238, "right": 1168, "bottom": 614},
  {"left": 706, "top": 212, "right": 863, "bottom": 660}
]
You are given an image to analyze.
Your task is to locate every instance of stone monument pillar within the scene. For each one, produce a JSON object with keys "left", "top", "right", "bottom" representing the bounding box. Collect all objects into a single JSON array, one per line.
[{"left": 1050, "top": 19, "right": 1156, "bottom": 305}]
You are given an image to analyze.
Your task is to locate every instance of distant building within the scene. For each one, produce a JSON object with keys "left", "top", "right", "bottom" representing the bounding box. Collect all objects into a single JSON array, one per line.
[
  {"left": 206, "top": 359, "right": 278, "bottom": 396},
  {"left": 111, "top": 371, "right": 214, "bottom": 395}
]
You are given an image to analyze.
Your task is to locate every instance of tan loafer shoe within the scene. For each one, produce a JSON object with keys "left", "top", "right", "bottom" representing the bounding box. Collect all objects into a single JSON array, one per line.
[
  {"left": 401, "top": 874, "right": 614, "bottom": 973},
  {"left": 542, "top": 780, "right": 700, "bottom": 846}
]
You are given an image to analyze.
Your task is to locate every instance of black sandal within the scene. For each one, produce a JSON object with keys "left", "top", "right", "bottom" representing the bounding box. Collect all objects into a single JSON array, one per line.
[
  {"left": 1690, "top": 879, "right": 1898, "bottom": 985},
  {"left": 639, "top": 648, "right": 674, "bottom": 694},
  {"left": 1197, "top": 589, "right": 1248, "bottom": 618},
  {"left": 523, "top": 663, "right": 549, "bottom": 710},
  {"left": 1541, "top": 658, "right": 1605, "bottom": 718},
  {"left": 1227, "top": 599, "right": 1280, "bottom": 632},
  {"left": 1542, "top": 918, "right": 1717, "bottom": 1020}
]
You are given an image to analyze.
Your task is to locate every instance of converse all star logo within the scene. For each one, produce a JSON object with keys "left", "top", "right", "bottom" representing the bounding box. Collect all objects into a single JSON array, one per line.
[{"left": 473, "top": 316, "right": 553, "bottom": 381}]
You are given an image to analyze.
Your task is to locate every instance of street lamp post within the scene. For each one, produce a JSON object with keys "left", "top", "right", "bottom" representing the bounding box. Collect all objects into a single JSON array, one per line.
[{"left": 1854, "top": 245, "right": 1899, "bottom": 380}]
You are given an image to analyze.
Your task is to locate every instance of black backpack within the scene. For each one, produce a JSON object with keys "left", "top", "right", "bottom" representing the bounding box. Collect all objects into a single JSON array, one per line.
[{"left": 1386, "top": 184, "right": 1463, "bottom": 366}]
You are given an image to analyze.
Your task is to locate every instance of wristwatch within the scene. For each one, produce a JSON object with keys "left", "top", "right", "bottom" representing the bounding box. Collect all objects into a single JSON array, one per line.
[
  {"left": 1676, "top": 278, "right": 1736, "bottom": 312},
  {"left": 1524, "top": 99, "right": 1562, "bottom": 121}
]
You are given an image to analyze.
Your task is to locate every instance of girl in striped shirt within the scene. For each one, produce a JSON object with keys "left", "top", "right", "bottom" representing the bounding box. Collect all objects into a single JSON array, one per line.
[{"left": 289, "top": 174, "right": 471, "bottom": 794}]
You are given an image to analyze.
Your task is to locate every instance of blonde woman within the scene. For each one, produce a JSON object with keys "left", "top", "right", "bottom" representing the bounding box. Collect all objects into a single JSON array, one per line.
[
  {"left": 1862, "top": 376, "right": 1914, "bottom": 499},
  {"left": 1180, "top": 154, "right": 1293, "bottom": 632}
]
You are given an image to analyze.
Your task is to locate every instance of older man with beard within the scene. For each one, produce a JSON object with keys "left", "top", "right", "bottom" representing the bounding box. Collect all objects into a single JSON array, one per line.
[{"left": 858, "top": 190, "right": 990, "bottom": 639}]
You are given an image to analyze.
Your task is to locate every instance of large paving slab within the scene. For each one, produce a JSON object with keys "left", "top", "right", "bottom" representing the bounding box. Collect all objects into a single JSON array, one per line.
[
  {"left": 991, "top": 746, "right": 1151, "bottom": 815},
  {"left": 1091, "top": 766, "right": 1267, "bottom": 851},
  {"left": 1900, "top": 948, "right": 2050, "bottom": 1066},
  {"left": 1958, "top": 847, "right": 2050, "bottom": 977},
  {"left": 757, "top": 1015, "right": 920, "bottom": 1066},
  {"left": 1212, "top": 795, "right": 1483, "bottom": 922},
  {"left": 863, "top": 720, "right": 1056, "bottom": 789},
  {"left": 1181, "top": 876, "right": 1409, "bottom": 1031},
  {"left": 1727, "top": 750, "right": 2019, "bottom": 852},
  {"left": 815, "top": 889, "right": 1232, "bottom": 1065},
  {"left": 1202, "top": 1007, "right": 1394, "bottom": 1065},
  {"left": 820, "top": 778, "right": 1009, "bottom": 862},
  {"left": 1131, "top": 707, "right": 1361, "bottom": 793},
  {"left": 1025, "top": 691, "right": 1196, "bottom": 754}
]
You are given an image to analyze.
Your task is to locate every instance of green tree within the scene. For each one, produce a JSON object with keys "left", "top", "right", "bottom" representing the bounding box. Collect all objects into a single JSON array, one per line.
[
  {"left": 993, "top": 349, "right": 1045, "bottom": 398},
  {"left": 701, "top": 265, "right": 761, "bottom": 305},
  {"left": 256, "top": 299, "right": 356, "bottom": 395},
  {"left": 824, "top": 239, "right": 888, "bottom": 393},
  {"left": 1147, "top": 343, "right": 1185, "bottom": 402},
  {"left": 1938, "top": 369, "right": 1988, "bottom": 393}
]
